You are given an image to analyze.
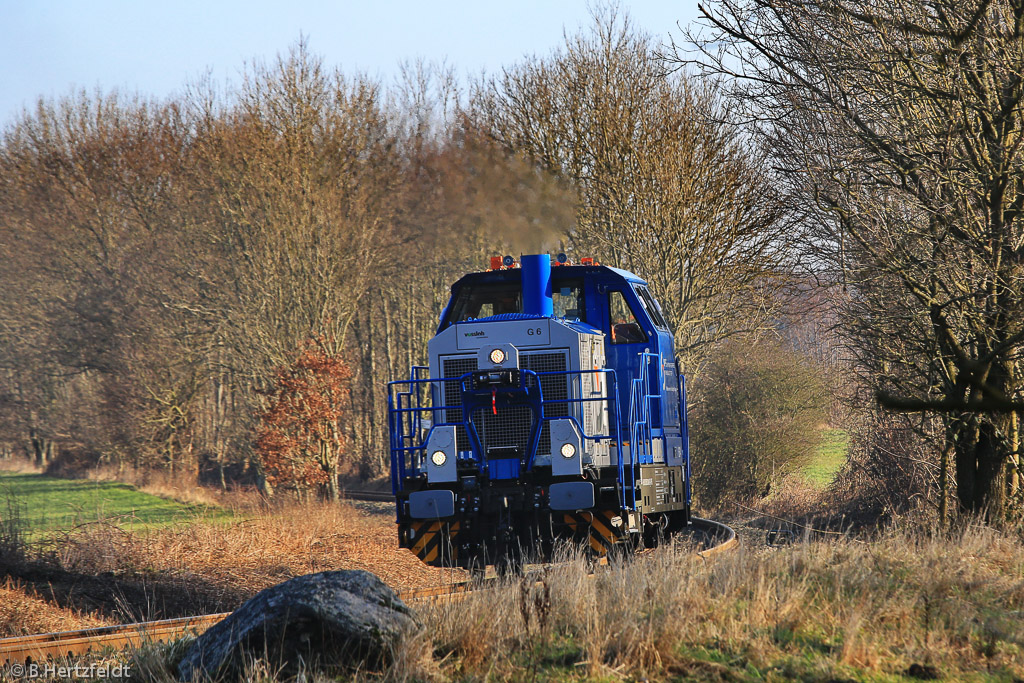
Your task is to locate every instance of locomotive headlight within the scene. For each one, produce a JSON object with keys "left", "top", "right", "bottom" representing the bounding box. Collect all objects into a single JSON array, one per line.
[
  {"left": 560, "top": 442, "right": 577, "bottom": 459},
  {"left": 488, "top": 348, "right": 506, "bottom": 365},
  {"left": 430, "top": 450, "right": 448, "bottom": 467}
]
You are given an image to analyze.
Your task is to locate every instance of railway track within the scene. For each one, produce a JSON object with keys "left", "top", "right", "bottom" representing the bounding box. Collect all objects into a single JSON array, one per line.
[
  {"left": 691, "top": 516, "right": 738, "bottom": 556},
  {"left": 0, "top": 615, "right": 229, "bottom": 667},
  {"left": 0, "top": 494, "right": 735, "bottom": 665},
  {"left": 0, "top": 582, "right": 491, "bottom": 665}
]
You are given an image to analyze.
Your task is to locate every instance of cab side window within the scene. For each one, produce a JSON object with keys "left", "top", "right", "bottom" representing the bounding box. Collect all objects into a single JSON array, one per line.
[
  {"left": 633, "top": 285, "right": 669, "bottom": 330},
  {"left": 608, "top": 291, "right": 647, "bottom": 344}
]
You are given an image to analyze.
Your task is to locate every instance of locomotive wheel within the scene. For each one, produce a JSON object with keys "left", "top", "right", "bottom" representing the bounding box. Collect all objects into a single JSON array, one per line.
[
  {"left": 642, "top": 513, "right": 670, "bottom": 549},
  {"left": 665, "top": 507, "right": 690, "bottom": 533}
]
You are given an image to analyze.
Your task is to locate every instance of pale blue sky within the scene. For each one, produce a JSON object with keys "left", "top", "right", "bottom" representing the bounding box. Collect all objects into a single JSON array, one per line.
[{"left": 0, "top": 1, "right": 700, "bottom": 126}]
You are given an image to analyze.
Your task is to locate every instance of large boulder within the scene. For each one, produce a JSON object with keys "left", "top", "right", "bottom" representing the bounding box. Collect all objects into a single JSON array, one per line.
[{"left": 177, "top": 570, "right": 419, "bottom": 681}]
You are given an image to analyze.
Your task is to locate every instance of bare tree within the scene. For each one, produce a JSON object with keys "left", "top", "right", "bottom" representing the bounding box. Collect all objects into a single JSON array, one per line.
[
  {"left": 0, "top": 92, "right": 206, "bottom": 472},
  {"left": 471, "top": 7, "right": 795, "bottom": 372},
  {"left": 687, "top": 0, "right": 1024, "bottom": 518},
  {"left": 181, "top": 44, "right": 410, "bottom": 489},
  {"left": 189, "top": 43, "right": 404, "bottom": 373}
]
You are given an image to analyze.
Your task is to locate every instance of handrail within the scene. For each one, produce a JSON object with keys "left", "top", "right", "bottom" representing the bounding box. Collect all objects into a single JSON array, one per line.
[
  {"left": 387, "top": 356, "right": 666, "bottom": 513},
  {"left": 390, "top": 366, "right": 429, "bottom": 494},
  {"left": 386, "top": 367, "right": 623, "bottom": 489},
  {"left": 680, "top": 371, "right": 691, "bottom": 504},
  {"left": 624, "top": 351, "right": 661, "bottom": 509}
]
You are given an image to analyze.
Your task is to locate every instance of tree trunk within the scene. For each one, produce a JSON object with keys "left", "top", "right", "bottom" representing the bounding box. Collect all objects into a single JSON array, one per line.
[
  {"left": 380, "top": 290, "right": 395, "bottom": 384},
  {"left": 1009, "top": 411, "right": 1019, "bottom": 498},
  {"left": 954, "top": 416, "right": 978, "bottom": 514},
  {"left": 940, "top": 420, "right": 954, "bottom": 527},
  {"left": 327, "top": 464, "right": 339, "bottom": 502},
  {"left": 214, "top": 373, "right": 228, "bottom": 490},
  {"left": 29, "top": 424, "right": 51, "bottom": 469},
  {"left": 954, "top": 415, "right": 1010, "bottom": 521},
  {"left": 367, "top": 313, "right": 380, "bottom": 475},
  {"left": 254, "top": 453, "right": 273, "bottom": 497},
  {"left": 975, "top": 419, "right": 1008, "bottom": 521}
]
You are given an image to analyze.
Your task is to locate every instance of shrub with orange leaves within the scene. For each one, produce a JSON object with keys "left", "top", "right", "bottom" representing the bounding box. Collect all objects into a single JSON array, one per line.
[{"left": 255, "top": 337, "right": 352, "bottom": 500}]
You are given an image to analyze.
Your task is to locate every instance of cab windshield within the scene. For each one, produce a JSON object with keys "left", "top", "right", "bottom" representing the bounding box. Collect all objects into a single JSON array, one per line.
[
  {"left": 446, "top": 280, "right": 585, "bottom": 324},
  {"left": 448, "top": 282, "right": 522, "bottom": 323}
]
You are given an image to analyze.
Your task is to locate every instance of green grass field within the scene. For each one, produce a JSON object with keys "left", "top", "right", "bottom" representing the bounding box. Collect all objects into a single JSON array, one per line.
[
  {"left": 0, "top": 472, "right": 226, "bottom": 538},
  {"left": 802, "top": 428, "right": 849, "bottom": 489}
]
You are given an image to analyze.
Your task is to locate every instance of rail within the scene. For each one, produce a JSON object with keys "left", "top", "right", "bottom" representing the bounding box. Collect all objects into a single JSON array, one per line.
[
  {"left": 0, "top": 581, "right": 500, "bottom": 664},
  {"left": 691, "top": 516, "right": 738, "bottom": 557},
  {"left": 0, "top": 614, "right": 228, "bottom": 664}
]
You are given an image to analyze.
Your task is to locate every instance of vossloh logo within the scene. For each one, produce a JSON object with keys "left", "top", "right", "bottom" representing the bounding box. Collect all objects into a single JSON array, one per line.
[{"left": 457, "top": 327, "right": 490, "bottom": 349}]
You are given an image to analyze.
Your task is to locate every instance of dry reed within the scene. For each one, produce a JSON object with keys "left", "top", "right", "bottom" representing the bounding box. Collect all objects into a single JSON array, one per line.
[
  {"left": 0, "top": 579, "right": 110, "bottom": 636},
  {"left": 400, "top": 523, "right": 1024, "bottom": 681}
]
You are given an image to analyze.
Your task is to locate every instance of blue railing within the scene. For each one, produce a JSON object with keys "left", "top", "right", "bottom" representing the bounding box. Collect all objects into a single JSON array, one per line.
[
  {"left": 387, "top": 367, "right": 629, "bottom": 501},
  {"left": 387, "top": 352, "right": 676, "bottom": 512},
  {"left": 621, "top": 351, "right": 661, "bottom": 510},
  {"left": 388, "top": 365, "right": 430, "bottom": 495},
  {"left": 679, "top": 371, "right": 691, "bottom": 505}
]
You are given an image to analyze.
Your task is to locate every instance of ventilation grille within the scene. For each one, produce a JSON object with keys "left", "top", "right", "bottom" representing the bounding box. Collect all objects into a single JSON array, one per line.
[
  {"left": 471, "top": 404, "right": 534, "bottom": 458},
  {"left": 440, "top": 351, "right": 569, "bottom": 458},
  {"left": 521, "top": 352, "right": 569, "bottom": 455},
  {"left": 442, "top": 356, "right": 478, "bottom": 451}
]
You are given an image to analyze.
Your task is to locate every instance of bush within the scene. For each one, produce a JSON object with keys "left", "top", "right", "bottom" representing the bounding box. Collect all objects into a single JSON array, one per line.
[
  {"left": 830, "top": 409, "right": 940, "bottom": 523},
  {"left": 692, "top": 341, "right": 829, "bottom": 507},
  {"left": 43, "top": 447, "right": 102, "bottom": 479},
  {"left": 255, "top": 337, "right": 352, "bottom": 501}
]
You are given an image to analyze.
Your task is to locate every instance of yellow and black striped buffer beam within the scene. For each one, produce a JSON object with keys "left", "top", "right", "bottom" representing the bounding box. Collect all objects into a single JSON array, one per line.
[
  {"left": 562, "top": 509, "right": 622, "bottom": 555},
  {"left": 406, "top": 520, "right": 460, "bottom": 565}
]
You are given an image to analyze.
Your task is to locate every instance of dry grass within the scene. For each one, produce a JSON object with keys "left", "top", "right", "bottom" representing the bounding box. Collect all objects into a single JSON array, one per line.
[
  {"left": 0, "top": 496, "right": 462, "bottom": 637},
  {"left": 5, "top": 460, "right": 1021, "bottom": 680},
  {"left": 8, "top": 504, "right": 1024, "bottom": 681},
  {"left": 395, "top": 523, "right": 1024, "bottom": 681},
  {"left": 84, "top": 465, "right": 236, "bottom": 508},
  {"left": 0, "top": 579, "right": 110, "bottom": 635},
  {"left": 50, "top": 501, "right": 464, "bottom": 600},
  {"left": 0, "top": 458, "right": 42, "bottom": 475}
]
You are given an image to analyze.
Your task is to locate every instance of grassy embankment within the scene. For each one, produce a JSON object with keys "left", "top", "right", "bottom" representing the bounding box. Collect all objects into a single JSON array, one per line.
[
  {"left": 0, "top": 471, "right": 227, "bottom": 538},
  {"left": 0, "top": 468, "right": 461, "bottom": 638},
  {"left": 802, "top": 428, "right": 849, "bottom": 490},
  {"left": 401, "top": 524, "right": 1024, "bottom": 682},
  {"left": 9, "top": 438, "right": 1024, "bottom": 683},
  {"left": 0, "top": 468, "right": 236, "bottom": 636},
  {"left": 116, "top": 522, "right": 1024, "bottom": 682},
  {"left": 2, "top": 457, "right": 1022, "bottom": 681}
]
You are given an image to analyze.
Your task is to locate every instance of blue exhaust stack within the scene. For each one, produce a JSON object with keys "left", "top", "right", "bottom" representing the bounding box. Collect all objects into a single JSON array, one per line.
[{"left": 521, "top": 254, "right": 553, "bottom": 317}]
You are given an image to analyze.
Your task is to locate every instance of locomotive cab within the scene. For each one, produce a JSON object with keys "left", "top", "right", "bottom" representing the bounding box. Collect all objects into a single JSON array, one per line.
[{"left": 387, "top": 255, "right": 691, "bottom": 570}]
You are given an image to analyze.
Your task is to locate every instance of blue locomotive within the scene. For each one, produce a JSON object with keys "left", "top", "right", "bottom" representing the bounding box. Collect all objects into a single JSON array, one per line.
[{"left": 387, "top": 254, "right": 691, "bottom": 570}]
